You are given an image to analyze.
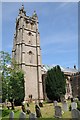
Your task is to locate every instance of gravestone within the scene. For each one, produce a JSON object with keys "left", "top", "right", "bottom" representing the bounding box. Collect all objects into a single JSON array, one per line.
[
  {"left": 9, "top": 111, "right": 14, "bottom": 120},
  {"left": 19, "top": 111, "right": 26, "bottom": 120},
  {"left": 71, "top": 109, "right": 80, "bottom": 119},
  {"left": 29, "top": 113, "right": 36, "bottom": 120},
  {"left": 39, "top": 102, "right": 43, "bottom": 107},
  {"left": 21, "top": 104, "right": 26, "bottom": 112},
  {"left": 26, "top": 109, "right": 31, "bottom": 114},
  {"left": 27, "top": 103, "right": 29, "bottom": 107},
  {"left": 54, "top": 106, "right": 62, "bottom": 118},
  {"left": 35, "top": 105, "right": 42, "bottom": 118},
  {"left": 71, "top": 102, "right": 77, "bottom": 110},
  {"left": 53, "top": 101, "right": 57, "bottom": 108},
  {"left": 62, "top": 101, "right": 68, "bottom": 111}
]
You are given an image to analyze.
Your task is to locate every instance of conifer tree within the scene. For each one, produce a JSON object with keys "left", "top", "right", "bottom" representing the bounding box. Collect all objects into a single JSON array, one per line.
[{"left": 45, "top": 65, "right": 66, "bottom": 101}]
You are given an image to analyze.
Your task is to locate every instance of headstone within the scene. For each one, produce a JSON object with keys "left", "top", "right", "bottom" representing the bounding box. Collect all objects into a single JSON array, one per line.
[
  {"left": 53, "top": 101, "right": 57, "bottom": 108},
  {"left": 35, "top": 105, "right": 42, "bottom": 118},
  {"left": 26, "top": 109, "right": 31, "bottom": 114},
  {"left": 54, "top": 106, "right": 62, "bottom": 118},
  {"left": 62, "top": 101, "right": 68, "bottom": 111},
  {"left": 21, "top": 104, "right": 26, "bottom": 112},
  {"left": 27, "top": 103, "right": 29, "bottom": 107},
  {"left": 29, "top": 113, "right": 36, "bottom": 120},
  {"left": 19, "top": 111, "right": 26, "bottom": 120},
  {"left": 22, "top": 101, "right": 25, "bottom": 105},
  {"left": 71, "top": 102, "right": 77, "bottom": 110},
  {"left": 39, "top": 102, "right": 43, "bottom": 107},
  {"left": 71, "top": 109, "right": 80, "bottom": 119},
  {"left": 9, "top": 111, "right": 14, "bottom": 120}
]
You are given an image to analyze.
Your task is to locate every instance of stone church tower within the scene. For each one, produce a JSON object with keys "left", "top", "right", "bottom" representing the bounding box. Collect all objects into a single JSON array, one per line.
[{"left": 12, "top": 5, "right": 43, "bottom": 101}]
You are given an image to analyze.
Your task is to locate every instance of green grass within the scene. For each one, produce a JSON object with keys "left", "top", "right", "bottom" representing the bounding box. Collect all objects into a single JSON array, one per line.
[{"left": 1, "top": 101, "right": 72, "bottom": 120}]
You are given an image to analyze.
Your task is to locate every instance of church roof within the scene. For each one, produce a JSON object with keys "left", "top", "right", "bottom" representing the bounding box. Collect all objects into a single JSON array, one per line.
[{"left": 42, "top": 65, "right": 78, "bottom": 75}]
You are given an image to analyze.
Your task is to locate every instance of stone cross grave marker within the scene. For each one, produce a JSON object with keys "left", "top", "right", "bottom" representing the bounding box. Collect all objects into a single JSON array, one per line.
[
  {"left": 9, "top": 111, "right": 14, "bottom": 120},
  {"left": 54, "top": 106, "right": 62, "bottom": 118},
  {"left": 19, "top": 111, "right": 26, "bottom": 120}
]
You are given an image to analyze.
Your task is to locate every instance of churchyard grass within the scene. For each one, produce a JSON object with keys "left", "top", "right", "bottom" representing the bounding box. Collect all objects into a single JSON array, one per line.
[{"left": 2, "top": 101, "right": 72, "bottom": 119}]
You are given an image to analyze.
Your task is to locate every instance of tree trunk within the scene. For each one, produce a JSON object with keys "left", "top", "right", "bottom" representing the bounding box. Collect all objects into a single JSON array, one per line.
[{"left": 11, "top": 101, "right": 15, "bottom": 110}]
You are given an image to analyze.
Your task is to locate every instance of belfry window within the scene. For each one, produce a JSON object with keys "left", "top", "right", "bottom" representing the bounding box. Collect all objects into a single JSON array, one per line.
[
  {"left": 28, "top": 32, "right": 32, "bottom": 45},
  {"left": 31, "top": 23, "right": 34, "bottom": 30}
]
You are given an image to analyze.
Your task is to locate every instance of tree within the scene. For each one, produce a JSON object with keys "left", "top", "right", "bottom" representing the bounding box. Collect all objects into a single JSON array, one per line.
[
  {"left": 45, "top": 65, "right": 66, "bottom": 101},
  {"left": 0, "top": 51, "right": 11, "bottom": 102},
  {"left": 0, "top": 51, "right": 25, "bottom": 108},
  {"left": 9, "top": 67, "right": 25, "bottom": 106}
]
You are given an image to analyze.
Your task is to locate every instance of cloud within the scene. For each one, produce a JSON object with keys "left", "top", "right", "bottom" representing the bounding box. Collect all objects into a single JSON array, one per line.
[{"left": 55, "top": 2, "right": 69, "bottom": 11}]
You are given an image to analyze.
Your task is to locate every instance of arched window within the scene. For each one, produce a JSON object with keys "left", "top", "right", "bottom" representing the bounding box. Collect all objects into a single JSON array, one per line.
[
  {"left": 31, "top": 23, "right": 34, "bottom": 30},
  {"left": 28, "top": 51, "right": 33, "bottom": 63},
  {"left": 28, "top": 32, "right": 32, "bottom": 36},
  {"left": 26, "top": 21, "right": 29, "bottom": 28}
]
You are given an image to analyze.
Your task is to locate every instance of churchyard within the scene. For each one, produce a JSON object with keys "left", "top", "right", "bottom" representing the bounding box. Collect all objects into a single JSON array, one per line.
[{"left": 2, "top": 100, "right": 72, "bottom": 119}]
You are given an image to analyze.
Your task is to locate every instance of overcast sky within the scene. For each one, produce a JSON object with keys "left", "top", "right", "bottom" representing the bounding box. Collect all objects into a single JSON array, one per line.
[{"left": 2, "top": 2, "right": 78, "bottom": 68}]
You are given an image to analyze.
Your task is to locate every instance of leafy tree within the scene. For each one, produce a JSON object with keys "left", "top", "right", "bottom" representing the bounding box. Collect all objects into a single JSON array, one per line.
[
  {"left": 45, "top": 65, "right": 66, "bottom": 101},
  {"left": 0, "top": 51, "right": 25, "bottom": 108},
  {"left": 9, "top": 68, "right": 25, "bottom": 106},
  {"left": 0, "top": 51, "right": 11, "bottom": 102}
]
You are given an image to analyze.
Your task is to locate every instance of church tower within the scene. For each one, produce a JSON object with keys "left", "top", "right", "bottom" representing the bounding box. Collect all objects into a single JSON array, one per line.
[{"left": 12, "top": 5, "right": 43, "bottom": 101}]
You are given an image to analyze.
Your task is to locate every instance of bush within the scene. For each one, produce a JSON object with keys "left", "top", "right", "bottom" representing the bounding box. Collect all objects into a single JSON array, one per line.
[
  {"left": 14, "top": 99, "right": 23, "bottom": 106},
  {"left": 2, "top": 109, "right": 10, "bottom": 117},
  {"left": 77, "top": 101, "right": 80, "bottom": 111}
]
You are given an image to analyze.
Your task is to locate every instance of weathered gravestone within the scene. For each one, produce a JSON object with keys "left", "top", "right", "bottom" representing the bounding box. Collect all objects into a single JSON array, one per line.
[
  {"left": 62, "top": 101, "right": 68, "bottom": 111},
  {"left": 35, "top": 105, "right": 42, "bottom": 118},
  {"left": 27, "top": 102, "right": 29, "bottom": 107},
  {"left": 71, "top": 101, "right": 77, "bottom": 110},
  {"left": 21, "top": 104, "right": 26, "bottom": 112},
  {"left": 19, "top": 111, "right": 26, "bottom": 120},
  {"left": 29, "top": 113, "right": 37, "bottom": 120},
  {"left": 39, "top": 102, "right": 43, "bottom": 107},
  {"left": 71, "top": 109, "right": 80, "bottom": 119},
  {"left": 54, "top": 106, "right": 62, "bottom": 118},
  {"left": 53, "top": 101, "right": 57, "bottom": 108},
  {"left": 9, "top": 111, "right": 14, "bottom": 120},
  {"left": 26, "top": 109, "right": 31, "bottom": 114}
]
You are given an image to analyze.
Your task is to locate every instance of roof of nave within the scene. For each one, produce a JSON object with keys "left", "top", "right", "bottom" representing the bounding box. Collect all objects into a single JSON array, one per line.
[{"left": 42, "top": 64, "right": 79, "bottom": 75}]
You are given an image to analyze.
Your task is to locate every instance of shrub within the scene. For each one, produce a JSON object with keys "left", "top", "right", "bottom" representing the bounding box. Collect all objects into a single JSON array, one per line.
[
  {"left": 77, "top": 101, "right": 80, "bottom": 111},
  {"left": 2, "top": 109, "right": 10, "bottom": 117}
]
